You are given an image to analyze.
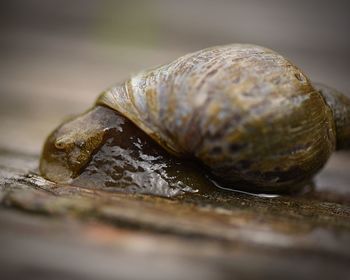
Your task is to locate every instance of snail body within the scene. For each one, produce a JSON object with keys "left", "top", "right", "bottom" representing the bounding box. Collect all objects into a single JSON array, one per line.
[{"left": 40, "top": 44, "right": 350, "bottom": 194}]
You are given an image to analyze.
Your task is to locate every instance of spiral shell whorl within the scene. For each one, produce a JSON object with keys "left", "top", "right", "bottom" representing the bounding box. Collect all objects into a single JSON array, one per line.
[{"left": 97, "top": 44, "right": 336, "bottom": 190}]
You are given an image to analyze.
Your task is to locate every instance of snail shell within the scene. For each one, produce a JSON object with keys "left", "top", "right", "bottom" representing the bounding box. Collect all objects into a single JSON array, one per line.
[
  {"left": 40, "top": 44, "right": 350, "bottom": 193},
  {"left": 96, "top": 44, "right": 347, "bottom": 191}
]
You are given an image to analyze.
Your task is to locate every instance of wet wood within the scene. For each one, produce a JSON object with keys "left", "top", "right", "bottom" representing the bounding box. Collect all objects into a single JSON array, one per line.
[{"left": 1, "top": 147, "right": 350, "bottom": 280}]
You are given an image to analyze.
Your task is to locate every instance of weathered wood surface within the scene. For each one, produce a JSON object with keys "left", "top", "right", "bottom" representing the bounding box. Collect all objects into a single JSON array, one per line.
[
  {"left": 1, "top": 147, "right": 350, "bottom": 280},
  {"left": 1, "top": 1, "right": 350, "bottom": 279}
]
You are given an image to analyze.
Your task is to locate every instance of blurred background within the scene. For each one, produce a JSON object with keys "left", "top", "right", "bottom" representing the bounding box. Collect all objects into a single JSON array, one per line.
[{"left": 1, "top": 0, "right": 350, "bottom": 154}]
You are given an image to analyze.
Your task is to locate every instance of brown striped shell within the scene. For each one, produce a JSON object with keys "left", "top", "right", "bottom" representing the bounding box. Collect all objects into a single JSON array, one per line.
[{"left": 96, "top": 44, "right": 336, "bottom": 191}]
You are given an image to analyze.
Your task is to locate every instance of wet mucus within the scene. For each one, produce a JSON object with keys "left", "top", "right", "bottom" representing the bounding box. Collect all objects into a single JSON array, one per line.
[{"left": 63, "top": 106, "right": 216, "bottom": 197}]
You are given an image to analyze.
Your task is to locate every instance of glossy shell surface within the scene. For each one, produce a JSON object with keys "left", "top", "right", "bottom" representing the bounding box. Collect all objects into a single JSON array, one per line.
[{"left": 97, "top": 44, "right": 336, "bottom": 191}]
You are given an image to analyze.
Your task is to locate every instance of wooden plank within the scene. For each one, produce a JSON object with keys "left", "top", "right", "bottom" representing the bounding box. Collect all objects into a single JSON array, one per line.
[{"left": 1, "top": 148, "right": 350, "bottom": 280}]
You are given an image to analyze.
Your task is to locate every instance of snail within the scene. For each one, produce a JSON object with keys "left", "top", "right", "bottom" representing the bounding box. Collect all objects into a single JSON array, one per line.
[{"left": 39, "top": 44, "right": 350, "bottom": 196}]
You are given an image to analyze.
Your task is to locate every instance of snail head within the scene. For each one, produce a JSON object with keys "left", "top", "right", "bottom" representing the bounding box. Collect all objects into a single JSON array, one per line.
[{"left": 39, "top": 105, "right": 124, "bottom": 183}]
